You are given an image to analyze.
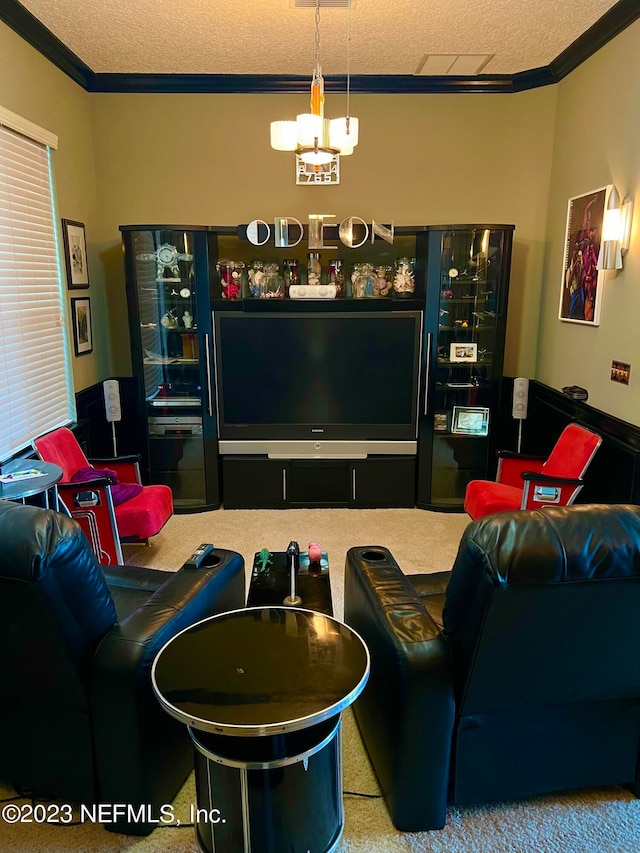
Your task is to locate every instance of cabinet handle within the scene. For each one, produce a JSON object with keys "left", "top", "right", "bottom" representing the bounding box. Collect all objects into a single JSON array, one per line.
[
  {"left": 204, "top": 333, "right": 213, "bottom": 418},
  {"left": 282, "top": 468, "right": 287, "bottom": 501},
  {"left": 424, "top": 332, "right": 432, "bottom": 416},
  {"left": 352, "top": 468, "right": 357, "bottom": 501}
]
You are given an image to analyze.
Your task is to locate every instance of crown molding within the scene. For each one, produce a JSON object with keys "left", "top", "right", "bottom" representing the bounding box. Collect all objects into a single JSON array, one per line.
[
  {"left": 0, "top": 0, "right": 93, "bottom": 89},
  {"left": 1, "top": 0, "right": 638, "bottom": 95}
]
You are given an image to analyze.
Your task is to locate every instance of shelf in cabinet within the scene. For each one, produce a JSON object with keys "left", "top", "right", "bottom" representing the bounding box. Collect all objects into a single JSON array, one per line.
[{"left": 144, "top": 356, "right": 198, "bottom": 365}]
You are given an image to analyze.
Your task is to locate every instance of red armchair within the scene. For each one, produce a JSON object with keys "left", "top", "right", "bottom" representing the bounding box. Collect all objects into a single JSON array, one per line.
[
  {"left": 464, "top": 423, "right": 602, "bottom": 520},
  {"left": 33, "top": 427, "right": 173, "bottom": 565}
]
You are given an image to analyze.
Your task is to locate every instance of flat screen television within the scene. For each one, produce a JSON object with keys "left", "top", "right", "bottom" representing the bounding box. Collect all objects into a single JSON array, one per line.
[{"left": 213, "top": 311, "right": 422, "bottom": 458}]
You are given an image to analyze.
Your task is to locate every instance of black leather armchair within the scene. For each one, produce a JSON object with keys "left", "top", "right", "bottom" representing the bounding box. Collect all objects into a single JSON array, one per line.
[
  {"left": 344, "top": 504, "right": 640, "bottom": 831},
  {"left": 0, "top": 500, "right": 245, "bottom": 835}
]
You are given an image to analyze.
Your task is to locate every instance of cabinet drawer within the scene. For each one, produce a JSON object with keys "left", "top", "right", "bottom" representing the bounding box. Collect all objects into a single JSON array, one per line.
[
  {"left": 350, "top": 456, "right": 416, "bottom": 508},
  {"left": 222, "top": 458, "right": 286, "bottom": 509}
]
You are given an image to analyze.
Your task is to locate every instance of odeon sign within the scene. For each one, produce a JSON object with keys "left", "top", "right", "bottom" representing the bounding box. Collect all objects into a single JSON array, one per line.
[{"left": 241, "top": 216, "right": 394, "bottom": 250}]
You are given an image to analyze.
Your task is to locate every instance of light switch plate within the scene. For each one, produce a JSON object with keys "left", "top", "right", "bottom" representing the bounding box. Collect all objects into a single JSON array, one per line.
[{"left": 611, "top": 361, "right": 631, "bottom": 385}]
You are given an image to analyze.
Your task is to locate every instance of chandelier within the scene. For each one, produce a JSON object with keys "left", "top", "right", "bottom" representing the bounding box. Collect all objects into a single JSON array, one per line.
[{"left": 270, "top": 0, "right": 359, "bottom": 169}]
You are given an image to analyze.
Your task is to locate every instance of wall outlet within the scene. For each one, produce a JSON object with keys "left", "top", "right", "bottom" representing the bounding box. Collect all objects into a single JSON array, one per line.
[{"left": 611, "top": 361, "right": 631, "bottom": 385}]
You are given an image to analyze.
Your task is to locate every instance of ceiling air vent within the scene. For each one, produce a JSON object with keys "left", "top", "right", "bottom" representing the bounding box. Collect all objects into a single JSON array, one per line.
[
  {"left": 293, "top": 1, "right": 354, "bottom": 8},
  {"left": 415, "top": 54, "right": 494, "bottom": 75}
]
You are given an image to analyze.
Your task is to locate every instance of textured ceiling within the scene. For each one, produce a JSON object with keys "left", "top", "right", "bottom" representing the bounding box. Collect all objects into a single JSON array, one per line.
[{"left": 15, "top": 0, "right": 620, "bottom": 77}]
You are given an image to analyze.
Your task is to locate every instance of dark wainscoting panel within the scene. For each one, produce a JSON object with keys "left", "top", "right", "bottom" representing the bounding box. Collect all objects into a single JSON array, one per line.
[
  {"left": 75, "top": 378, "right": 148, "bottom": 475},
  {"left": 500, "top": 379, "right": 640, "bottom": 505}
]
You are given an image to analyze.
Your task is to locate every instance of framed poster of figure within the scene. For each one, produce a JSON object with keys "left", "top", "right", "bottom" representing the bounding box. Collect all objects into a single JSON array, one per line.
[
  {"left": 558, "top": 186, "right": 611, "bottom": 326},
  {"left": 61, "top": 219, "right": 90, "bottom": 289}
]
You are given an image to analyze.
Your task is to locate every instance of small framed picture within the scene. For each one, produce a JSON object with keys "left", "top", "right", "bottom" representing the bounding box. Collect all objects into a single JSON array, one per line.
[
  {"left": 452, "top": 406, "right": 490, "bottom": 436},
  {"left": 433, "top": 411, "right": 449, "bottom": 432},
  {"left": 61, "top": 219, "right": 90, "bottom": 288},
  {"left": 71, "top": 297, "right": 93, "bottom": 356},
  {"left": 449, "top": 342, "right": 478, "bottom": 363}
]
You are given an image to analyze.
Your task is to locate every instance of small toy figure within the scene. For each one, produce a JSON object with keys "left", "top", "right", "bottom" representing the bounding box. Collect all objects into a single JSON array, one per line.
[
  {"left": 308, "top": 542, "right": 322, "bottom": 563},
  {"left": 308, "top": 541, "right": 322, "bottom": 576},
  {"left": 255, "top": 547, "right": 272, "bottom": 574}
]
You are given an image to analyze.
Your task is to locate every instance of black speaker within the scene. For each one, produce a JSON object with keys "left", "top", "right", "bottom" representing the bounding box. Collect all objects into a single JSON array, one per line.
[{"left": 512, "top": 377, "right": 529, "bottom": 420}]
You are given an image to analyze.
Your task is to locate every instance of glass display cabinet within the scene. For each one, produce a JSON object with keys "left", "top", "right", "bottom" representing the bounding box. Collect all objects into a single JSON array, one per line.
[
  {"left": 417, "top": 225, "right": 514, "bottom": 510},
  {"left": 121, "top": 226, "right": 221, "bottom": 512}
]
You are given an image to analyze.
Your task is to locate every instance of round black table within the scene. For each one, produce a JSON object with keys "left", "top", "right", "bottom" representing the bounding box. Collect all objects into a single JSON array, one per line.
[
  {"left": 0, "top": 460, "right": 62, "bottom": 508},
  {"left": 152, "top": 606, "right": 369, "bottom": 853}
]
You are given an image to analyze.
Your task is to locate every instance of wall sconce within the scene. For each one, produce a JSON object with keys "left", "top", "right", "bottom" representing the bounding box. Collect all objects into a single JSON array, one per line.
[{"left": 597, "top": 185, "right": 634, "bottom": 270}]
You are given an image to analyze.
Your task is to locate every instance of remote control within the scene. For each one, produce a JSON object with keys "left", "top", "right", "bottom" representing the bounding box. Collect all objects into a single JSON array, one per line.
[{"left": 184, "top": 543, "right": 214, "bottom": 569}]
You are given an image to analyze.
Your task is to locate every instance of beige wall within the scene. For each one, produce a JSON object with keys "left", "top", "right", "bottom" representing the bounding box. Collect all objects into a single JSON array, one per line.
[
  {"left": 14, "top": 14, "right": 640, "bottom": 423},
  {"left": 538, "top": 19, "right": 640, "bottom": 424},
  {"left": 90, "top": 87, "right": 557, "bottom": 378},
  {"left": 0, "top": 20, "right": 110, "bottom": 393}
]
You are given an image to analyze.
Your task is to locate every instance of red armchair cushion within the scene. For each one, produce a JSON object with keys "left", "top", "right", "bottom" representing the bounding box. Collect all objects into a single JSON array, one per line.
[
  {"left": 114, "top": 485, "right": 173, "bottom": 539},
  {"left": 464, "top": 481, "right": 523, "bottom": 518},
  {"left": 34, "top": 427, "right": 89, "bottom": 482},
  {"left": 542, "top": 423, "right": 602, "bottom": 479}
]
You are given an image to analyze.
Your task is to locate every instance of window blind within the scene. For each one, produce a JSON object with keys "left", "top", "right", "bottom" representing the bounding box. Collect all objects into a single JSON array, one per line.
[{"left": 0, "top": 122, "right": 75, "bottom": 461}]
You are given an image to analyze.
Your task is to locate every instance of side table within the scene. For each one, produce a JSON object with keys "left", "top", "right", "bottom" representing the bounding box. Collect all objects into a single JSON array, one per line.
[
  {"left": 152, "top": 606, "right": 369, "bottom": 853},
  {"left": 247, "top": 549, "right": 333, "bottom": 615},
  {"left": 0, "top": 460, "right": 63, "bottom": 509}
]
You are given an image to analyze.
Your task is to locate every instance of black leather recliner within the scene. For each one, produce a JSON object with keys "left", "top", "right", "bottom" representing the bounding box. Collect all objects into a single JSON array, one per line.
[
  {"left": 0, "top": 500, "right": 245, "bottom": 835},
  {"left": 344, "top": 504, "right": 640, "bottom": 831}
]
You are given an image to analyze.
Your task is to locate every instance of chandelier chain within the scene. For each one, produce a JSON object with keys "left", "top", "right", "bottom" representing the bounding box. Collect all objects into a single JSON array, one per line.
[
  {"left": 346, "top": 0, "right": 351, "bottom": 121},
  {"left": 315, "top": 0, "right": 321, "bottom": 74}
]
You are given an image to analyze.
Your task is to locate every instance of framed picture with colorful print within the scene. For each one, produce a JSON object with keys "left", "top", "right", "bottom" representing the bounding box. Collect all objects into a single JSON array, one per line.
[
  {"left": 61, "top": 219, "right": 90, "bottom": 289},
  {"left": 558, "top": 186, "right": 612, "bottom": 326}
]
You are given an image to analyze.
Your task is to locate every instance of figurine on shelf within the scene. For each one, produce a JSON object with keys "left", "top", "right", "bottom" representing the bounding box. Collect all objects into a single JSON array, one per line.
[
  {"left": 217, "top": 260, "right": 244, "bottom": 300},
  {"left": 393, "top": 258, "right": 416, "bottom": 296},
  {"left": 248, "top": 260, "right": 266, "bottom": 298},
  {"left": 352, "top": 263, "right": 379, "bottom": 299},
  {"left": 137, "top": 243, "right": 193, "bottom": 280},
  {"left": 262, "top": 263, "right": 284, "bottom": 298},
  {"left": 182, "top": 310, "right": 193, "bottom": 329},
  {"left": 160, "top": 310, "right": 178, "bottom": 329},
  {"left": 376, "top": 265, "right": 393, "bottom": 297}
]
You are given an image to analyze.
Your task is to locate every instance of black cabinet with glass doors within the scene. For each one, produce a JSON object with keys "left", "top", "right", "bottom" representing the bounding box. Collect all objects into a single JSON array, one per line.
[
  {"left": 416, "top": 225, "right": 514, "bottom": 511},
  {"left": 121, "top": 225, "right": 220, "bottom": 512}
]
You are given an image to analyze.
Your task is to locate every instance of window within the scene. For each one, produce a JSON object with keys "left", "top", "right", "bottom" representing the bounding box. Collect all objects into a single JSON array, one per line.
[{"left": 0, "top": 107, "right": 75, "bottom": 462}]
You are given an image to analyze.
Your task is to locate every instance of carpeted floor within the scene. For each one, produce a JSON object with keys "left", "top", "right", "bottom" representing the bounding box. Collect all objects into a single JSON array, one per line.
[{"left": 2, "top": 507, "right": 640, "bottom": 852}]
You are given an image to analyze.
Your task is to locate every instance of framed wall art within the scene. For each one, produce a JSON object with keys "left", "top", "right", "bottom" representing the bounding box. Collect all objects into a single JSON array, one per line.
[
  {"left": 558, "top": 186, "right": 611, "bottom": 326},
  {"left": 451, "top": 406, "right": 490, "bottom": 436},
  {"left": 61, "top": 219, "right": 90, "bottom": 289},
  {"left": 71, "top": 297, "right": 93, "bottom": 356},
  {"left": 449, "top": 342, "right": 478, "bottom": 363},
  {"left": 433, "top": 411, "right": 449, "bottom": 432}
]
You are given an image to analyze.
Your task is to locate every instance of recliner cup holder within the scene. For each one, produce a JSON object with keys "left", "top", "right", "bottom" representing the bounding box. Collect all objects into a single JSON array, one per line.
[
  {"left": 201, "top": 554, "right": 222, "bottom": 568},
  {"left": 360, "top": 549, "right": 387, "bottom": 562}
]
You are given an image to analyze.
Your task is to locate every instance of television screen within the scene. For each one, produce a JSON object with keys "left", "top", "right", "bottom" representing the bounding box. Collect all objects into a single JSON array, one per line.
[{"left": 214, "top": 311, "right": 422, "bottom": 444}]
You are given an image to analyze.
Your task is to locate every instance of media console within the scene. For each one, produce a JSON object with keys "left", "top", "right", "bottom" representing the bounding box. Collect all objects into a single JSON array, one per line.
[
  {"left": 121, "top": 223, "right": 513, "bottom": 512},
  {"left": 222, "top": 454, "right": 417, "bottom": 509}
]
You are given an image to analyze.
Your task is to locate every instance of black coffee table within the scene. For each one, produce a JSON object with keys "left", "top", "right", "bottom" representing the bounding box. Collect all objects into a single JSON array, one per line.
[
  {"left": 152, "top": 606, "right": 369, "bottom": 853},
  {"left": 247, "top": 549, "right": 333, "bottom": 615}
]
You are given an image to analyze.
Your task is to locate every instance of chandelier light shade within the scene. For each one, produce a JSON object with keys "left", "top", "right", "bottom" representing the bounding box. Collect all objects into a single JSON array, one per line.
[
  {"left": 270, "top": 121, "right": 298, "bottom": 151},
  {"left": 270, "top": 0, "right": 358, "bottom": 172}
]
